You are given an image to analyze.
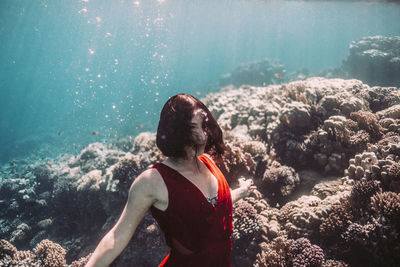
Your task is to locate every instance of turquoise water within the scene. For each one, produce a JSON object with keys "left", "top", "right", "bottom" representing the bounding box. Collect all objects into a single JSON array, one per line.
[{"left": 0, "top": 0, "right": 399, "bottom": 162}]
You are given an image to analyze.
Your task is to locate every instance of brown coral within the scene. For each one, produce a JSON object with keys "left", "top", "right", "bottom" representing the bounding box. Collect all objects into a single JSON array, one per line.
[
  {"left": 13, "top": 250, "right": 34, "bottom": 261},
  {"left": 33, "top": 239, "right": 66, "bottom": 267},
  {"left": 341, "top": 222, "right": 376, "bottom": 246},
  {"left": 218, "top": 142, "right": 256, "bottom": 185},
  {"left": 349, "top": 179, "right": 381, "bottom": 212},
  {"left": 0, "top": 239, "right": 17, "bottom": 259},
  {"left": 292, "top": 245, "right": 325, "bottom": 267},
  {"left": 370, "top": 192, "right": 400, "bottom": 226},
  {"left": 319, "top": 197, "right": 354, "bottom": 239},
  {"left": 254, "top": 236, "right": 293, "bottom": 267},
  {"left": 386, "top": 162, "right": 400, "bottom": 192},
  {"left": 70, "top": 253, "right": 92, "bottom": 267},
  {"left": 288, "top": 238, "right": 325, "bottom": 267},
  {"left": 233, "top": 199, "right": 262, "bottom": 241},
  {"left": 350, "top": 111, "right": 383, "bottom": 141}
]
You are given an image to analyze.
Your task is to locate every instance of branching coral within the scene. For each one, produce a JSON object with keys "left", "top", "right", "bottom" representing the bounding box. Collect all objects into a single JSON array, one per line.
[
  {"left": 349, "top": 179, "right": 381, "bottom": 213},
  {"left": 370, "top": 191, "right": 400, "bottom": 227},
  {"left": 255, "top": 237, "right": 325, "bottom": 267},
  {"left": 350, "top": 111, "right": 383, "bottom": 141},
  {"left": 33, "top": 239, "right": 66, "bottom": 267},
  {"left": 14, "top": 250, "right": 34, "bottom": 260},
  {"left": 0, "top": 239, "right": 17, "bottom": 259},
  {"left": 319, "top": 197, "right": 354, "bottom": 239},
  {"left": 70, "top": 253, "right": 92, "bottom": 267},
  {"left": 254, "top": 236, "right": 293, "bottom": 267},
  {"left": 219, "top": 142, "right": 256, "bottom": 185},
  {"left": 341, "top": 222, "right": 376, "bottom": 246},
  {"left": 339, "top": 217, "right": 400, "bottom": 266},
  {"left": 386, "top": 162, "right": 400, "bottom": 192}
]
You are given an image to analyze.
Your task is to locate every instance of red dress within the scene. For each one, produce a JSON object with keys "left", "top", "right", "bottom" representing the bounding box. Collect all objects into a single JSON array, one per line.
[{"left": 151, "top": 155, "right": 233, "bottom": 267}]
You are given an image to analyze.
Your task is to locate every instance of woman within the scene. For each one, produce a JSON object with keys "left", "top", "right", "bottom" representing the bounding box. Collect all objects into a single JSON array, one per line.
[{"left": 86, "top": 94, "right": 255, "bottom": 267}]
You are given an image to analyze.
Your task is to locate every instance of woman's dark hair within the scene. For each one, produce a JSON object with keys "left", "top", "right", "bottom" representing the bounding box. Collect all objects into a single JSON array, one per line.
[{"left": 156, "top": 94, "right": 225, "bottom": 158}]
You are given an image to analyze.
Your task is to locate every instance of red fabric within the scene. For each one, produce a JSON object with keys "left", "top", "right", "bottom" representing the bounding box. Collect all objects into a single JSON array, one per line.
[{"left": 151, "top": 155, "right": 233, "bottom": 267}]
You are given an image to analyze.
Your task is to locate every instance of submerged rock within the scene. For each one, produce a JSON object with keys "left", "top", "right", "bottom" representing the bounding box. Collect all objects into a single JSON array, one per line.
[
  {"left": 219, "top": 58, "right": 286, "bottom": 87},
  {"left": 342, "top": 36, "right": 400, "bottom": 87}
]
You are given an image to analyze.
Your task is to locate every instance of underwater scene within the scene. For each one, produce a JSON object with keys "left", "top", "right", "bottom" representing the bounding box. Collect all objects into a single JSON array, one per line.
[{"left": 1, "top": 0, "right": 400, "bottom": 266}]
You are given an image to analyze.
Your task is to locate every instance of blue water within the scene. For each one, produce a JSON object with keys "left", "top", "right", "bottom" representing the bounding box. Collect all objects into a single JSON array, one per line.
[{"left": 0, "top": 0, "right": 399, "bottom": 162}]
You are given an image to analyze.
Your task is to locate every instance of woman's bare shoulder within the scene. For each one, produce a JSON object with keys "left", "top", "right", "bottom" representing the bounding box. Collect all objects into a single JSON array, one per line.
[
  {"left": 135, "top": 168, "right": 163, "bottom": 186},
  {"left": 130, "top": 167, "right": 165, "bottom": 197}
]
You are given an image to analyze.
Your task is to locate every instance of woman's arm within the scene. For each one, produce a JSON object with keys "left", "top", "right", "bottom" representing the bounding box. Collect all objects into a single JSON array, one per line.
[
  {"left": 230, "top": 177, "right": 255, "bottom": 203},
  {"left": 85, "top": 169, "right": 159, "bottom": 267}
]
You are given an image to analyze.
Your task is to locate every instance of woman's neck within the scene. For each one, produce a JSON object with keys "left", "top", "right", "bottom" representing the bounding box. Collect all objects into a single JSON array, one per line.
[{"left": 167, "top": 155, "right": 201, "bottom": 172}]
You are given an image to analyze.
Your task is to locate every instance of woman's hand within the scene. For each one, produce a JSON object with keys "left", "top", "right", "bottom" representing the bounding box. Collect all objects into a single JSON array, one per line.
[
  {"left": 230, "top": 177, "right": 256, "bottom": 203},
  {"left": 238, "top": 177, "right": 256, "bottom": 196}
]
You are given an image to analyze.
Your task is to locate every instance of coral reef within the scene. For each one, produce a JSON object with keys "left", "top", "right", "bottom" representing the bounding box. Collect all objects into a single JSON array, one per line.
[
  {"left": 219, "top": 58, "right": 285, "bottom": 87},
  {"left": 319, "top": 197, "right": 354, "bottom": 240},
  {"left": 33, "top": 239, "right": 66, "bottom": 267},
  {"left": 260, "top": 161, "right": 300, "bottom": 205},
  {"left": 350, "top": 111, "right": 383, "bottom": 141},
  {"left": 232, "top": 200, "right": 262, "bottom": 242},
  {"left": 0, "top": 239, "right": 17, "bottom": 259},
  {"left": 342, "top": 36, "right": 400, "bottom": 87},
  {"left": 370, "top": 191, "right": 400, "bottom": 227},
  {"left": 349, "top": 179, "right": 381, "bottom": 212},
  {"left": 70, "top": 253, "right": 92, "bottom": 267},
  {"left": 218, "top": 141, "right": 257, "bottom": 185},
  {"left": 254, "top": 236, "right": 293, "bottom": 267},
  {"left": 289, "top": 238, "right": 325, "bottom": 267},
  {"left": 278, "top": 194, "right": 350, "bottom": 239},
  {"left": 231, "top": 199, "right": 263, "bottom": 266},
  {"left": 254, "top": 236, "right": 325, "bottom": 267},
  {"left": 111, "top": 154, "right": 142, "bottom": 187}
]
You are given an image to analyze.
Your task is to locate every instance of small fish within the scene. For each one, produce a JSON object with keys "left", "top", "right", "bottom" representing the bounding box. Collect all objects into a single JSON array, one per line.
[
  {"left": 46, "top": 146, "right": 51, "bottom": 150},
  {"left": 46, "top": 161, "right": 54, "bottom": 166},
  {"left": 10, "top": 162, "right": 16, "bottom": 167},
  {"left": 92, "top": 131, "right": 99, "bottom": 135},
  {"left": 195, "top": 91, "right": 201, "bottom": 96},
  {"left": 58, "top": 130, "right": 63, "bottom": 136},
  {"left": 274, "top": 73, "right": 281, "bottom": 79},
  {"left": 139, "top": 124, "right": 144, "bottom": 129},
  {"left": 284, "top": 114, "right": 290, "bottom": 125}
]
